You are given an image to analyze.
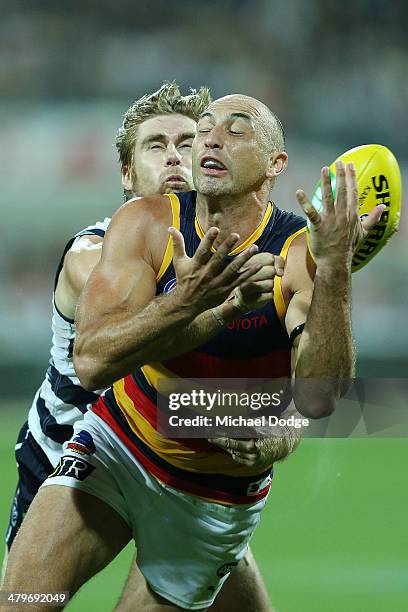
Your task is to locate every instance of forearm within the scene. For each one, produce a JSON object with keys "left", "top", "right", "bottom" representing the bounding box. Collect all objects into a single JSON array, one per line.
[
  {"left": 75, "top": 293, "right": 239, "bottom": 390},
  {"left": 293, "top": 264, "right": 354, "bottom": 417},
  {"left": 257, "top": 430, "right": 301, "bottom": 464},
  {"left": 254, "top": 404, "right": 304, "bottom": 464}
]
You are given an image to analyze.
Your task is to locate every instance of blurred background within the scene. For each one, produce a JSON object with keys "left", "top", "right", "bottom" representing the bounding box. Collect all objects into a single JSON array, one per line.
[{"left": 1, "top": 1, "right": 407, "bottom": 610}]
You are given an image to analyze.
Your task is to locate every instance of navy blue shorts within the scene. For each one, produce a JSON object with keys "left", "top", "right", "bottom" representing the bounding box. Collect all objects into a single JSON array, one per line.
[{"left": 5, "top": 422, "right": 54, "bottom": 551}]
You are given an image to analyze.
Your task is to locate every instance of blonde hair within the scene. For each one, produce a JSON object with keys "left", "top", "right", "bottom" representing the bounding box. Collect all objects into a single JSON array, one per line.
[{"left": 116, "top": 81, "right": 211, "bottom": 171}]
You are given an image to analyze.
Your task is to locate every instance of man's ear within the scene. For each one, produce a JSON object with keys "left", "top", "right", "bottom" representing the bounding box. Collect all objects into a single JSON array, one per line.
[
  {"left": 122, "top": 165, "right": 133, "bottom": 190},
  {"left": 266, "top": 151, "right": 288, "bottom": 179}
]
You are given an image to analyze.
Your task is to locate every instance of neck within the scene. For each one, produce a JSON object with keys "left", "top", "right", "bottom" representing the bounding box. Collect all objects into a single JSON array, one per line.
[{"left": 195, "top": 185, "right": 270, "bottom": 248}]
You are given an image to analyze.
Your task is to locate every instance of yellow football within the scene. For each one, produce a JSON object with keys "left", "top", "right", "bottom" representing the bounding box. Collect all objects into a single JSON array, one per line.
[{"left": 308, "top": 144, "right": 402, "bottom": 272}]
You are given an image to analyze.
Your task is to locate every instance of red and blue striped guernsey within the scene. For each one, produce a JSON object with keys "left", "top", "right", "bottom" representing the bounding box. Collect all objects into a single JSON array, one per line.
[{"left": 92, "top": 191, "right": 306, "bottom": 505}]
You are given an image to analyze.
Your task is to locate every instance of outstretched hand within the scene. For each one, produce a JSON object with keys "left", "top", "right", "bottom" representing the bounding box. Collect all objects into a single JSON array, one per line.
[
  {"left": 296, "top": 161, "right": 385, "bottom": 267},
  {"left": 168, "top": 226, "right": 262, "bottom": 314},
  {"left": 232, "top": 252, "right": 285, "bottom": 313},
  {"left": 358, "top": 204, "right": 387, "bottom": 246}
]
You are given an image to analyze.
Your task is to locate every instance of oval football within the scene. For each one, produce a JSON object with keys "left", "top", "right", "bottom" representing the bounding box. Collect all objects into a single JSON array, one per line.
[{"left": 307, "top": 144, "right": 402, "bottom": 272}]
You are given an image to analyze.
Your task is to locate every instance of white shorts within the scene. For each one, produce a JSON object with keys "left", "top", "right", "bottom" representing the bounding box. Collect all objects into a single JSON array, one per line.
[{"left": 41, "top": 410, "right": 268, "bottom": 610}]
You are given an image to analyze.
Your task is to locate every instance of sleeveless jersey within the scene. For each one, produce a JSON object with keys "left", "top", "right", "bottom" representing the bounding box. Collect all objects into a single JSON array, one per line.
[
  {"left": 93, "top": 192, "right": 306, "bottom": 505},
  {"left": 27, "top": 217, "right": 111, "bottom": 466}
]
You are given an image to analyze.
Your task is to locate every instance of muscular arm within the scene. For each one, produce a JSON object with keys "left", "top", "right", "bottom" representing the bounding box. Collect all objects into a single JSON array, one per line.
[
  {"left": 210, "top": 244, "right": 309, "bottom": 468},
  {"left": 54, "top": 229, "right": 225, "bottom": 354},
  {"left": 285, "top": 201, "right": 355, "bottom": 417},
  {"left": 289, "top": 268, "right": 354, "bottom": 418},
  {"left": 209, "top": 398, "right": 303, "bottom": 470},
  {"left": 74, "top": 197, "right": 259, "bottom": 390},
  {"left": 54, "top": 235, "right": 103, "bottom": 320},
  {"left": 210, "top": 225, "right": 348, "bottom": 465},
  {"left": 258, "top": 403, "right": 303, "bottom": 461},
  {"left": 242, "top": 236, "right": 312, "bottom": 465}
]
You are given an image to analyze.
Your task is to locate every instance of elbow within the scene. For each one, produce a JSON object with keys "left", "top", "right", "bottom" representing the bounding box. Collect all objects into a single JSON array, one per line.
[
  {"left": 298, "top": 398, "right": 336, "bottom": 419},
  {"left": 73, "top": 350, "right": 105, "bottom": 392},
  {"left": 293, "top": 381, "right": 337, "bottom": 419}
]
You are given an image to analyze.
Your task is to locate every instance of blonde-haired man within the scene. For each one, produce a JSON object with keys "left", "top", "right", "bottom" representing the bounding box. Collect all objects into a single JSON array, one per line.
[{"left": 117, "top": 81, "right": 211, "bottom": 200}]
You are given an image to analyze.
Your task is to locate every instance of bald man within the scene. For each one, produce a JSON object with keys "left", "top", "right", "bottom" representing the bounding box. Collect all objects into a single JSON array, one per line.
[{"left": 2, "top": 94, "right": 380, "bottom": 611}]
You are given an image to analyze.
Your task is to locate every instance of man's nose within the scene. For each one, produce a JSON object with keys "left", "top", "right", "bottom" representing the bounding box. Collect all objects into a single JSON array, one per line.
[
  {"left": 205, "top": 125, "right": 224, "bottom": 150},
  {"left": 165, "top": 144, "right": 182, "bottom": 165}
]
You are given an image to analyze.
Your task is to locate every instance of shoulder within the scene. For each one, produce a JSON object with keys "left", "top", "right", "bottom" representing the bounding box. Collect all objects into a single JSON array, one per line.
[
  {"left": 63, "top": 235, "right": 104, "bottom": 292},
  {"left": 109, "top": 195, "right": 172, "bottom": 231},
  {"left": 55, "top": 234, "right": 104, "bottom": 319},
  {"left": 103, "top": 195, "right": 174, "bottom": 271}
]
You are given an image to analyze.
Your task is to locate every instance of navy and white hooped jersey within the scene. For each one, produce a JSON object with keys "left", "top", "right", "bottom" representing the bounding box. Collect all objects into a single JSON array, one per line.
[{"left": 27, "top": 217, "right": 111, "bottom": 466}]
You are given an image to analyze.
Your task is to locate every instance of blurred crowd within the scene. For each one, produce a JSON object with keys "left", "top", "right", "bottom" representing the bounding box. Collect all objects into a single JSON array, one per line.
[
  {"left": 1, "top": 0, "right": 407, "bottom": 150},
  {"left": 0, "top": 0, "right": 406, "bottom": 392}
]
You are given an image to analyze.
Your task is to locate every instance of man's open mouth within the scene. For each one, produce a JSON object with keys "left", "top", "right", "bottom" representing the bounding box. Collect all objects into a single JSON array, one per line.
[{"left": 200, "top": 156, "right": 227, "bottom": 175}]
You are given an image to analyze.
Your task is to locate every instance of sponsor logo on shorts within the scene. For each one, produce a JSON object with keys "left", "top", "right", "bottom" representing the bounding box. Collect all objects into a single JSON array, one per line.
[
  {"left": 49, "top": 456, "right": 95, "bottom": 481},
  {"left": 163, "top": 278, "right": 177, "bottom": 293},
  {"left": 67, "top": 430, "right": 96, "bottom": 456},
  {"left": 216, "top": 561, "right": 238, "bottom": 578},
  {"left": 246, "top": 474, "right": 272, "bottom": 496}
]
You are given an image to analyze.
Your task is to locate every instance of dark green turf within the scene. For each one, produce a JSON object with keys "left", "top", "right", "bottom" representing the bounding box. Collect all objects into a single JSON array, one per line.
[{"left": 1, "top": 404, "right": 407, "bottom": 611}]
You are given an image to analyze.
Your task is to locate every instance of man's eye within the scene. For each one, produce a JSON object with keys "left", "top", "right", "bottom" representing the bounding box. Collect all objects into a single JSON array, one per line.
[
  {"left": 150, "top": 144, "right": 164, "bottom": 150},
  {"left": 230, "top": 129, "right": 244, "bottom": 135},
  {"left": 180, "top": 143, "right": 192, "bottom": 149}
]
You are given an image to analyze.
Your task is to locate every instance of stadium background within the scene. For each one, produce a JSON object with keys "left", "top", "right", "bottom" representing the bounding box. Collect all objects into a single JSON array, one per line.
[{"left": 1, "top": 1, "right": 407, "bottom": 610}]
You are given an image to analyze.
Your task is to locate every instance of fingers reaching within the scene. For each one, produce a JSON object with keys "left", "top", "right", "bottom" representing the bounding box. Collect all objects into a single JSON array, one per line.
[
  {"left": 296, "top": 189, "right": 321, "bottom": 227},
  {"left": 208, "top": 437, "right": 259, "bottom": 466},
  {"left": 168, "top": 227, "right": 187, "bottom": 261},
  {"left": 193, "top": 226, "right": 221, "bottom": 266},
  {"left": 217, "top": 244, "right": 259, "bottom": 284},
  {"left": 345, "top": 162, "right": 358, "bottom": 215},
  {"left": 321, "top": 165, "right": 335, "bottom": 214},
  {"left": 205, "top": 233, "right": 242, "bottom": 274},
  {"left": 361, "top": 205, "right": 386, "bottom": 233},
  {"left": 334, "top": 160, "right": 348, "bottom": 214},
  {"left": 274, "top": 255, "right": 285, "bottom": 276}
]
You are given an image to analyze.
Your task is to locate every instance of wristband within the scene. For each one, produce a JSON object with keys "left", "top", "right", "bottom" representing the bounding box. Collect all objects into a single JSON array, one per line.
[
  {"left": 211, "top": 306, "right": 227, "bottom": 328},
  {"left": 289, "top": 323, "right": 305, "bottom": 346},
  {"left": 229, "top": 288, "right": 252, "bottom": 315}
]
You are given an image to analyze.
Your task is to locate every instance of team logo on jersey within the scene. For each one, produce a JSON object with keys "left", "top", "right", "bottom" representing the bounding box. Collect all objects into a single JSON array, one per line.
[
  {"left": 49, "top": 456, "right": 95, "bottom": 481},
  {"left": 67, "top": 430, "right": 96, "bottom": 456},
  {"left": 226, "top": 314, "right": 269, "bottom": 331},
  {"left": 216, "top": 561, "right": 238, "bottom": 578},
  {"left": 163, "top": 278, "right": 177, "bottom": 293},
  {"left": 246, "top": 474, "right": 272, "bottom": 496}
]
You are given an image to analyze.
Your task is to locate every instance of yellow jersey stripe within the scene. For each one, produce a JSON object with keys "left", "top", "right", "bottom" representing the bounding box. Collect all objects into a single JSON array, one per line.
[
  {"left": 112, "top": 378, "right": 262, "bottom": 476},
  {"left": 273, "top": 226, "right": 307, "bottom": 326},
  {"left": 156, "top": 193, "right": 180, "bottom": 282},
  {"left": 194, "top": 202, "right": 273, "bottom": 255},
  {"left": 113, "top": 378, "right": 191, "bottom": 453},
  {"left": 141, "top": 362, "right": 176, "bottom": 389}
]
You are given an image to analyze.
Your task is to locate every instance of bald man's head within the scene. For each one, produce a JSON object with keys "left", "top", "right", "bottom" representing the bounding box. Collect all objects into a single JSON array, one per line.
[
  {"left": 209, "top": 94, "right": 285, "bottom": 153},
  {"left": 193, "top": 93, "right": 288, "bottom": 198}
]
